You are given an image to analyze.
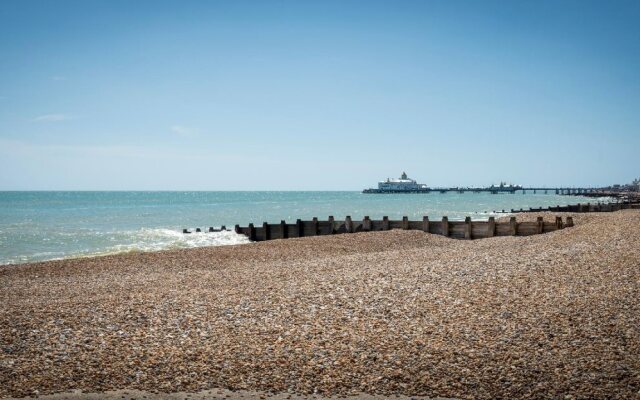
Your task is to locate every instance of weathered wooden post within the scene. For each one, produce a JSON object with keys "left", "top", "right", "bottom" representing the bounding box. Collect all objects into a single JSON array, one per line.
[
  {"left": 402, "top": 216, "right": 409, "bottom": 230},
  {"left": 382, "top": 216, "right": 390, "bottom": 231},
  {"left": 234, "top": 225, "right": 240, "bottom": 234},
  {"left": 221, "top": 225, "right": 226, "bottom": 231},
  {"left": 345, "top": 216, "right": 353, "bottom": 233},
  {"left": 537, "top": 216, "right": 544, "bottom": 234},
  {"left": 422, "top": 216, "right": 430, "bottom": 233},
  {"left": 195, "top": 228, "right": 201, "bottom": 232},
  {"left": 555, "top": 216, "right": 563, "bottom": 229},
  {"left": 464, "top": 217, "right": 472, "bottom": 239},
  {"left": 296, "top": 219, "right": 304, "bottom": 237},
  {"left": 363, "top": 216, "right": 372, "bottom": 231},
  {"left": 441, "top": 216, "right": 449, "bottom": 237},
  {"left": 183, "top": 228, "right": 191, "bottom": 234},
  {"left": 328, "top": 216, "right": 335, "bottom": 234},
  {"left": 209, "top": 227, "right": 214, "bottom": 232},
  {"left": 510, "top": 217, "right": 517, "bottom": 236},
  {"left": 248, "top": 223, "right": 256, "bottom": 241},
  {"left": 263, "top": 222, "right": 270, "bottom": 240},
  {"left": 487, "top": 217, "right": 495, "bottom": 237},
  {"left": 312, "top": 217, "right": 319, "bottom": 235},
  {"left": 566, "top": 216, "right": 574, "bottom": 227},
  {"left": 280, "top": 220, "right": 288, "bottom": 239}
]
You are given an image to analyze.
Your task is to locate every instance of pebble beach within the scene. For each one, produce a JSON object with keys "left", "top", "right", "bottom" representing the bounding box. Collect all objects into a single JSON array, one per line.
[{"left": 1, "top": 211, "right": 639, "bottom": 399}]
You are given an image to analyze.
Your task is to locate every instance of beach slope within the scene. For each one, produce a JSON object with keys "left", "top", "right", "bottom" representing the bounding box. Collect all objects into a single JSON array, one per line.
[{"left": 1, "top": 211, "right": 639, "bottom": 399}]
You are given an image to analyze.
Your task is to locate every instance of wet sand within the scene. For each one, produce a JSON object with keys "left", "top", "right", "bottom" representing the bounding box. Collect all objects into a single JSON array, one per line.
[{"left": 1, "top": 211, "right": 639, "bottom": 399}]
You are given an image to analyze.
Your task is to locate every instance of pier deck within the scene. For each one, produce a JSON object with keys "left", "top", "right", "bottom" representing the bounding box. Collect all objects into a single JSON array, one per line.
[{"left": 363, "top": 187, "right": 601, "bottom": 194}]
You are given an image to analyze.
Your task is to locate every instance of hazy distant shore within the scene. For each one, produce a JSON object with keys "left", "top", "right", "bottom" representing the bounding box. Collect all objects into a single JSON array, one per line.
[{"left": 1, "top": 211, "right": 639, "bottom": 399}]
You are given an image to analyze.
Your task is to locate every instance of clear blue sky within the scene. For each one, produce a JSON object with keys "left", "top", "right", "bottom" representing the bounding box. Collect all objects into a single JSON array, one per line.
[{"left": 0, "top": 0, "right": 638, "bottom": 190}]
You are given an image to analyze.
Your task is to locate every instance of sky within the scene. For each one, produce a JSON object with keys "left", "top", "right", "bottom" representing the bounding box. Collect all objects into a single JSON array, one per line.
[{"left": 0, "top": 0, "right": 639, "bottom": 190}]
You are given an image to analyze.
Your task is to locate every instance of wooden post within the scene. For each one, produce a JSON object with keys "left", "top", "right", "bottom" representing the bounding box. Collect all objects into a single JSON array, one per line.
[
  {"left": 263, "top": 222, "right": 270, "bottom": 240},
  {"left": 345, "top": 216, "right": 353, "bottom": 233},
  {"left": 221, "top": 225, "right": 226, "bottom": 231},
  {"left": 234, "top": 225, "right": 240, "bottom": 234},
  {"left": 537, "top": 217, "right": 544, "bottom": 234},
  {"left": 196, "top": 228, "right": 201, "bottom": 232},
  {"left": 441, "top": 216, "right": 449, "bottom": 237},
  {"left": 510, "top": 217, "right": 517, "bottom": 236},
  {"left": 296, "top": 219, "right": 304, "bottom": 237},
  {"left": 422, "top": 216, "right": 430, "bottom": 232},
  {"left": 209, "top": 227, "right": 214, "bottom": 232},
  {"left": 363, "top": 216, "right": 371, "bottom": 231},
  {"left": 280, "top": 220, "right": 288, "bottom": 239},
  {"left": 402, "top": 216, "right": 409, "bottom": 230},
  {"left": 487, "top": 217, "right": 495, "bottom": 237},
  {"left": 566, "top": 216, "right": 574, "bottom": 227},
  {"left": 556, "top": 216, "right": 563, "bottom": 229},
  {"left": 464, "top": 217, "right": 472, "bottom": 239},
  {"left": 312, "top": 217, "right": 319, "bottom": 235},
  {"left": 248, "top": 223, "right": 256, "bottom": 241},
  {"left": 328, "top": 216, "right": 335, "bottom": 234},
  {"left": 382, "top": 216, "right": 390, "bottom": 231}
]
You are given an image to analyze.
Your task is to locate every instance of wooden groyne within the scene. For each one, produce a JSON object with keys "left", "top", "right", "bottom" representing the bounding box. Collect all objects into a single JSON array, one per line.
[
  {"left": 184, "top": 200, "right": 640, "bottom": 240},
  {"left": 231, "top": 215, "right": 574, "bottom": 242},
  {"left": 496, "top": 200, "right": 640, "bottom": 214}
]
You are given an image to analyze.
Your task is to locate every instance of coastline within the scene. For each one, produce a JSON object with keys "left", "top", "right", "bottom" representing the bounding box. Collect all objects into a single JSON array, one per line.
[{"left": 1, "top": 211, "right": 639, "bottom": 398}]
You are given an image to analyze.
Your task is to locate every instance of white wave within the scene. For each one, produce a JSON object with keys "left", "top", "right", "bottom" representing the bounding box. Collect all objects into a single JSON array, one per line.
[
  {"left": 0, "top": 229, "right": 251, "bottom": 265},
  {"left": 105, "top": 228, "right": 251, "bottom": 254}
]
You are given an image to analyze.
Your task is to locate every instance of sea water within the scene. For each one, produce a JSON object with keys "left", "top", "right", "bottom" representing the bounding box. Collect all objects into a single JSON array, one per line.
[{"left": 0, "top": 191, "right": 604, "bottom": 265}]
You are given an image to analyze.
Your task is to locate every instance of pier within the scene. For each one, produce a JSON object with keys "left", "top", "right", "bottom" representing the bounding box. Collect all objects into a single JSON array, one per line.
[{"left": 363, "top": 187, "right": 603, "bottom": 194}]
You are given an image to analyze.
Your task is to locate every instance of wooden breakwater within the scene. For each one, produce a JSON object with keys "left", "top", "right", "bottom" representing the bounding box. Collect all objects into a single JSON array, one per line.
[
  {"left": 497, "top": 200, "right": 640, "bottom": 214},
  {"left": 232, "top": 215, "right": 574, "bottom": 242}
]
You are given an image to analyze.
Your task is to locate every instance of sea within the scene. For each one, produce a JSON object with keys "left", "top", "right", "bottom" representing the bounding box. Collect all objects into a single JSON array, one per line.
[{"left": 0, "top": 191, "right": 605, "bottom": 265}]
